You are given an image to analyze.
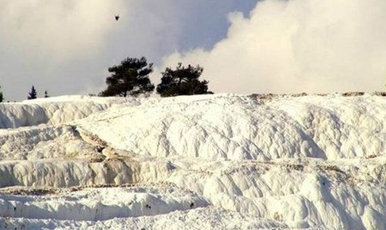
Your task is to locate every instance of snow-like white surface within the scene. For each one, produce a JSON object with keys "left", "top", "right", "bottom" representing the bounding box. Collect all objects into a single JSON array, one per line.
[{"left": 1, "top": 93, "right": 386, "bottom": 229}]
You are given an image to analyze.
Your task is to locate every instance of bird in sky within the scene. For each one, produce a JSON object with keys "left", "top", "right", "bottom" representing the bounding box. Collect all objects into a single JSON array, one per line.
[{"left": 115, "top": 15, "right": 120, "bottom": 21}]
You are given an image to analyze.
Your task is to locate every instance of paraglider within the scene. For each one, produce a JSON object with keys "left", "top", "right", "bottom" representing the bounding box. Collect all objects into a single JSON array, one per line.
[{"left": 115, "top": 15, "right": 120, "bottom": 21}]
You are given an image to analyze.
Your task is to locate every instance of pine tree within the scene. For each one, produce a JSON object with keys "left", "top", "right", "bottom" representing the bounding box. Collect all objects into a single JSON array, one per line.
[
  {"left": 156, "top": 63, "right": 213, "bottom": 97},
  {"left": 99, "top": 57, "right": 155, "bottom": 97},
  {"left": 28, "top": 86, "right": 37, "bottom": 100},
  {"left": 0, "top": 86, "right": 4, "bottom": 102}
]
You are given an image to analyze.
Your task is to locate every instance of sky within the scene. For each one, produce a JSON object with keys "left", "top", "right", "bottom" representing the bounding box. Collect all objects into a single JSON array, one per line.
[{"left": 1, "top": 0, "right": 386, "bottom": 101}]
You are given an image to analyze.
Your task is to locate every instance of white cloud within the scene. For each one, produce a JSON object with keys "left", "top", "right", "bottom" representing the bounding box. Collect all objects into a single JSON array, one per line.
[
  {"left": 0, "top": 0, "right": 126, "bottom": 63},
  {"left": 0, "top": 1, "right": 260, "bottom": 101},
  {"left": 159, "top": 0, "right": 386, "bottom": 94}
]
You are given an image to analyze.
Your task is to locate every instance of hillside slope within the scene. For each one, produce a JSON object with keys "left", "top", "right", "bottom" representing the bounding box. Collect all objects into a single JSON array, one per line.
[{"left": 1, "top": 93, "right": 386, "bottom": 229}]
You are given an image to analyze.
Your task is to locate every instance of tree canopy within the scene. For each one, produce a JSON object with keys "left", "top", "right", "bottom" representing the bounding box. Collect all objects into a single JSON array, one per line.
[
  {"left": 28, "top": 86, "right": 37, "bottom": 100},
  {"left": 156, "top": 63, "right": 212, "bottom": 97},
  {"left": 99, "top": 57, "right": 155, "bottom": 97},
  {"left": 0, "top": 86, "right": 4, "bottom": 102}
]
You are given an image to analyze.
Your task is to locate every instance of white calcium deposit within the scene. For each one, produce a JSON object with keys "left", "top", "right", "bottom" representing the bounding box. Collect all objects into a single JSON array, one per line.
[{"left": 0, "top": 93, "right": 386, "bottom": 229}]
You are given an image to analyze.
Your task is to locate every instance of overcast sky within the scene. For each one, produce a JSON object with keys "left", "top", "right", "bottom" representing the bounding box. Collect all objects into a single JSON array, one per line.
[{"left": 1, "top": 0, "right": 386, "bottom": 101}]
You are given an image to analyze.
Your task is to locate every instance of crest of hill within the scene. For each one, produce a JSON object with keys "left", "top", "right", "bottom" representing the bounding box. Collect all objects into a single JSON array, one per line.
[
  {"left": 0, "top": 95, "right": 131, "bottom": 128},
  {"left": 76, "top": 92, "right": 386, "bottom": 161},
  {"left": 1, "top": 92, "right": 386, "bottom": 161}
]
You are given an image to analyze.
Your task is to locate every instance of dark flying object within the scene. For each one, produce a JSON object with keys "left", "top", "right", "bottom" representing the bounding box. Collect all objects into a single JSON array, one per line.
[{"left": 115, "top": 15, "right": 120, "bottom": 21}]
